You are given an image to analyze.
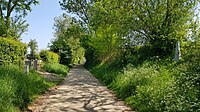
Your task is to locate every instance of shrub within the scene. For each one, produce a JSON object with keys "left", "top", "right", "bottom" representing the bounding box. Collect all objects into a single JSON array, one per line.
[
  {"left": 125, "top": 64, "right": 174, "bottom": 111},
  {"left": 0, "top": 37, "right": 27, "bottom": 66},
  {"left": 39, "top": 50, "right": 59, "bottom": 63},
  {"left": 91, "top": 58, "right": 200, "bottom": 112},
  {"left": 0, "top": 65, "right": 52, "bottom": 112},
  {"left": 43, "top": 63, "right": 69, "bottom": 76},
  {"left": 165, "top": 61, "right": 200, "bottom": 112}
]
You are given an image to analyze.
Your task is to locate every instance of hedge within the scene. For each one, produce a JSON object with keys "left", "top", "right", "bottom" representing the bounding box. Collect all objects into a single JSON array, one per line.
[
  {"left": 0, "top": 37, "right": 27, "bottom": 66},
  {"left": 39, "top": 50, "right": 59, "bottom": 63}
]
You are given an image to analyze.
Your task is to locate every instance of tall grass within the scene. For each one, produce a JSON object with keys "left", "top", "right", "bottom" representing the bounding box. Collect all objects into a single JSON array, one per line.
[
  {"left": 0, "top": 65, "right": 53, "bottom": 112},
  {"left": 91, "top": 58, "right": 200, "bottom": 111},
  {"left": 43, "top": 63, "right": 69, "bottom": 76}
]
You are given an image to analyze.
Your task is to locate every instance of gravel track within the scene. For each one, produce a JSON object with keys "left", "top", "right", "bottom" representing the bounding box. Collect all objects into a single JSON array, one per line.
[{"left": 28, "top": 65, "right": 133, "bottom": 112}]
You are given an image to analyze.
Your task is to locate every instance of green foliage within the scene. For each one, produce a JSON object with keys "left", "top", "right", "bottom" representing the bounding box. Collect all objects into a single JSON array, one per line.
[
  {"left": 0, "top": 37, "right": 27, "bottom": 66},
  {"left": 61, "top": 0, "right": 200, "bottom": 111},
  {"left": 0, "top": 0, "right": 39, "bottom": 39},
  {"left": 43, "top": 63, "right": 69, "bottom": 76},
  {"left": 60, "top": 0, "right": 199, "bottom": 64},
  {"left": 59, "top": 0, "right": 93, "bottom": 25},
  {"left": 183, "top": 39, "right": 200, "bottom": 60},
  {"left": 50, "top": 15, "right": 85, "bottom": 65},
  {"left": 0, "top": 65, "right": 52, "bottom": 112},
  {"left": 28, "top": 39, "right": 38, "bottom": 60},
  {"left": 91, "top": 55, "right": 200, "bottom": 111},
  {"left": 50, "top": 37, "right": 72, "bottom": 65},
  {"left": 39, "top": 50, "right": 59, "bottom": 63},
  {"left": 80, "top": 35, "right": 98, "bottom": 67},
  {"left": 35, "top": 53, "right": 41, "bottom": 60}
]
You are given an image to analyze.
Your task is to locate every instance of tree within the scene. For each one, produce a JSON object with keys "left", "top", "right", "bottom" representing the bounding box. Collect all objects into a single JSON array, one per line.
[
  {"left": 93, "top": 0, "right": 199, "bottom": 56},
  {"left": 59, "top": 0, "right": 94, "bottom": 26},
  {"left": 130, "top": 0, "right": 198, "bottom": 56},
  {"left": 59, "top": 0, "right": 199, "bottom": 67},
  {"left": 0, "top": 0, "right": 39, "bottom": 39},
  {"left": 50, "top": 15, "right": 85, "bottom": 65},
  {"left": 50, "top": 36, "right": 73, "bottom": 65},
  {"left": 28, "top": 39, "right": 38, "bottom": 60},
  {"left": 60, "top": 0, "right": 124, "bottom": 62}
]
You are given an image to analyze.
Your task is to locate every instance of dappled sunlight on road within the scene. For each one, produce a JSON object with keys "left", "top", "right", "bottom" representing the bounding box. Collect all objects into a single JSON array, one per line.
[{"left": 28, "top": 65, "right": 133, "bottom": 112}]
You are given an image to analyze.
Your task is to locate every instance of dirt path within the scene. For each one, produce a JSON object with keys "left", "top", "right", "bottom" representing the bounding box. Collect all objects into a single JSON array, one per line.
[{"left": 28, "top": 65, "right": 133, "bottom": 112}]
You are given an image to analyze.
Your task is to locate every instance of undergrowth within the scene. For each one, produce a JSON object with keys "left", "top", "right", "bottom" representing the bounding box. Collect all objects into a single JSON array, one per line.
[
  {"left": 43, "top": 63, "right": 69, "bottom": 76},
  {"left": 90, "top": 57, "right": 200, "bottom": 111},
  {"left": 0, "top": 65, "right": 54, "bottom": 112}
]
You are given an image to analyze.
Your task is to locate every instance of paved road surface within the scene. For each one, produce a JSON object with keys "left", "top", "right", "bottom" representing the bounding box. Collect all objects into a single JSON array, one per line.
[{"left": 28, "top": 65, "right": 133, "bottom": 112}]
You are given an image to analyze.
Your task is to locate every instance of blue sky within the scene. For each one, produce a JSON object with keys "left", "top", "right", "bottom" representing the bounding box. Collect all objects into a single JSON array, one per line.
[{"left": 22, "top": 0, "right": 64, "bottom": 51}]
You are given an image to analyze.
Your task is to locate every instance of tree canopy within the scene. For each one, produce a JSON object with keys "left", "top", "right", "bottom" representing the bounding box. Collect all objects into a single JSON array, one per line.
[
  {"left": 59, "top": 0, "right": 199, "bottom": 64},
  {"left": 0, "top": 0, "right": 39, "bottom": 39},
  {"left": 50, "top": 15, "right": 85, "bottom": 65},
  {"left": 28, "top": 39, "right": 38, "bottom": 60}
]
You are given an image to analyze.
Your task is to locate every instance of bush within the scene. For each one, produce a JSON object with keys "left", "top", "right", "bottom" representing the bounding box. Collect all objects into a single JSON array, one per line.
[
  {"left": 43, "top": 63, "right": 69, "bottom": 76},
  {"left": 0, "top": 37, "right": 27, "bottom": 66},
  {"left": 91, "top": 58, "right": 200, "bottom": 112},
  {"left": 39, "top": 50, "right": 59, "bottom": 63},
  {"left": 0, "top": 65, "right": 52, "bottom": 112},
  {"left": 124, "top": 62, "right": 174, "bottom": 111}
]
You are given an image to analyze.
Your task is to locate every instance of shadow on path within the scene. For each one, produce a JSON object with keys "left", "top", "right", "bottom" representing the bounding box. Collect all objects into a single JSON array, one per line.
[{"left": 28, "top": 65, "right": 133, "bottom": 112}]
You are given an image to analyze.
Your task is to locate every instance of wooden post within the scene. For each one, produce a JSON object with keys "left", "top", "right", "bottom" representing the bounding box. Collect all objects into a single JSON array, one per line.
[
  {"left": 24, "top": 65, "right": 29, "bottom": 75},
  {"left": 33, "top": 60, "right": 38, "bottom": 70},
  {"left": 174, "top": 41, "right": 181, "bottom": 61},
  {"left": 25, "top": 60, "right": 31, "bottom": 69}
]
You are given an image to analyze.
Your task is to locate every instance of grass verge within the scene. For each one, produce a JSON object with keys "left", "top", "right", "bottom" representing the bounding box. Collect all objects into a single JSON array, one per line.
[
  {"left": 43, "top": 63, "right": 69, "bottom": 77},
  {"left": 0, "top": 65, "right": 55, "bottom": 112},
  {"left": 90, "top": 58, "right": 200, "bottom": 112}
]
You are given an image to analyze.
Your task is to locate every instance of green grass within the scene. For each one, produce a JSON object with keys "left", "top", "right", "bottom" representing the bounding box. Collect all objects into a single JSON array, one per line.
[
  {"left": 90, "top": 57, "right": 200, "bottom": 112},
  {"left": 43, "top": 63, "right": 69, "bottom": 76},
  {"left": 0, "top": 65, "right": 54, "bottom": 112}
]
